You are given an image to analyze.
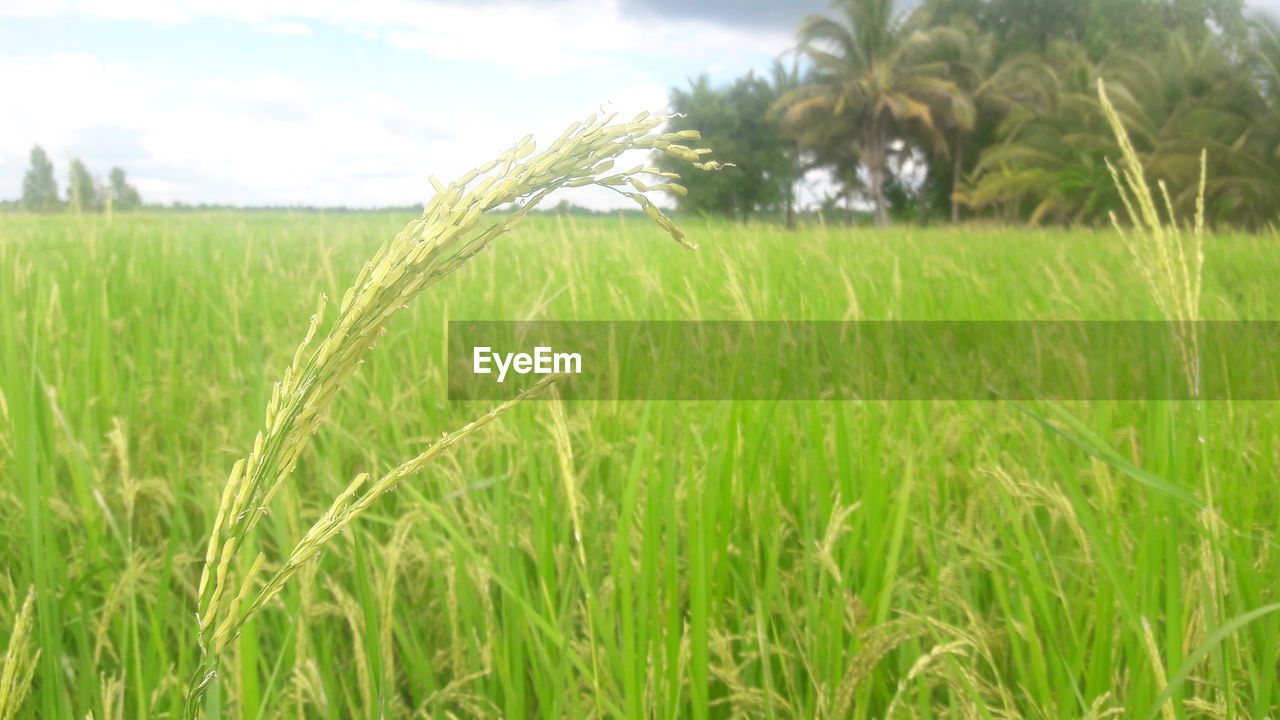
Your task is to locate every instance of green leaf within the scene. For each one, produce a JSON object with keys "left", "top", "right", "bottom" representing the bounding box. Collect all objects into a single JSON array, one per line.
[
  {"left": 1013, "top": 401, "right": 1205, "bottom": 510},
  {"left": 1147, "top": 603, "right": 1280, "bottom": 719}
]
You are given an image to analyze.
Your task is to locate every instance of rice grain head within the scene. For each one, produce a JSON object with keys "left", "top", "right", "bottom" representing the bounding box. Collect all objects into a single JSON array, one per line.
[
  {"left": 0, "top": 586, "right": 38, "bottom": 720},
  {"left": 184, "top": 112, "right": 719, "bottom": 716},
  {"left": 1097, "top": 79, "right": 1206, "bottom": 394}
]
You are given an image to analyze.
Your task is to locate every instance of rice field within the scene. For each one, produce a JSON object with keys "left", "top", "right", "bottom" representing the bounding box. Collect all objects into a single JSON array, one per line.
[{"left": 1, "top": 211, "right": 1278, "bottom": 719}]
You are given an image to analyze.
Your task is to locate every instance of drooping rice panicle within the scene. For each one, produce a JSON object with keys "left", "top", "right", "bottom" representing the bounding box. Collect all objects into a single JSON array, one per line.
[{"left": 183, "top": 113, "right": 718, "bottom": 716}]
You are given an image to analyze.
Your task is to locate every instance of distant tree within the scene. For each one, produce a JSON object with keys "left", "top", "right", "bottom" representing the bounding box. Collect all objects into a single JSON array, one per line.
[
  {"left": 766, "top": 59, "right": 806, "bottom": 228},
  {"left": 108, "top": 167, "right": 142, "bottom": 210},
  {"left": 1178, "top": 15, "right": 1280, "bottom": 225},
  {"left": 907, "top": 20, "right": 994, "bottom": 222},
  {"left": 658, "top": 73, "right": 791, "bottom": 222},
  {"left": 925, "top": 0, "right": 1090, "bottom": 58},
  {"left": 1158, "top": 0, "right": 1247, "bottom": 43},
  {"left": 67, "top": 158, "right": 97, "bottom": 213},
  {"left": 781, "top": 0, "right": 970, "bottom": 227},
  {"left": 767, "top": 0, "right": 1269, "bottom": 228},
  {"left": 956, "top": 41, "right": 1124, "bottom": 224},
  {"left": 785, "top": 104, "right": 866, "bottom": 224},
  {"left": 21, "top": 146, "right": 59, "bottom": 212},
  {"left": 958, "top": 27, "right": 1271, "bottom": 226},
  {"left": 927, "top": 0, "right": 1245, "bottom": 59}
]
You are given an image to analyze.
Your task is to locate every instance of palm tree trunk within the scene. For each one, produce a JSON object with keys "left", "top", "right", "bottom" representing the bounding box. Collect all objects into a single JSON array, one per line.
[
  {"left": 867, "top": 117, "right": 890, "bottom": 228},
  {"left": 785, "top": 158, "right": 797, "bottom": 230},
  {"left": 951, "top": 131, "right": 966, "bottom": 224}
]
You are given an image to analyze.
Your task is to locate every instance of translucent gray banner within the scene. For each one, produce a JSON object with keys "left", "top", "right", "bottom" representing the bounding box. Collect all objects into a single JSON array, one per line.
[{"left": 447, "top": 321, "right": 1280, "bottom": 400}]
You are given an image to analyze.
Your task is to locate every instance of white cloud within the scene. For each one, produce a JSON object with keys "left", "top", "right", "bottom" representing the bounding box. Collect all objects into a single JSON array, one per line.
[
  {"left": 1251, "top": 0, "right": 1280, "bottom": 17},
  {"left": 0, "top": 1, "right": 788, "bottom": 208},
  {"left": 0, "top": 53, "right": 150, "bottom": 157},
  {"left": 2, "top": 0, "right": 789, "bottom": 76},
  {"left": 261, "top": 20, "right": 311, "bottom": 36},
  {"left": 0, "top": 51, "right": 684, "bottom": 208},
  {"left": 0, "top": 53, "right": 397, "bottom": 204}
]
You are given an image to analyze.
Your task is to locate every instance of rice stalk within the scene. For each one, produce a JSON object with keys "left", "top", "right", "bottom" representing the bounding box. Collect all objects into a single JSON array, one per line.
[
  {"left": 92, "top": 673, "right": 125, "bottom": 720},
  {"left": 1097, "top": 79, "right": 1206, "bottom": 394},
  {"left": 1098, "top": 80, "right": 1243, "bottom": 718},
  {"left": 184, "top": 112, "right": 719, "bottom": 716},
  {"left": 883, "top": 640, "right": 971, "bottom": 719},
  {"left": 830, "top": 619, "right": 925, "bottom": 717},
  {"left": 376, "top": 513, "right": 419, "bottom": 703},
  {"left": 0, "top": 587, "right": 38, "bottom": 720},
  {"left": 1140, "top": 616, "right": 1177, "bottom": 720}
]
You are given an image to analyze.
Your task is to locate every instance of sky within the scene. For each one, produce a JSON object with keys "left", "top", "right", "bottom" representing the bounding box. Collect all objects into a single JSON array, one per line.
[{"left": 1, "top": 0, "right": 1277, "bottom": 209}]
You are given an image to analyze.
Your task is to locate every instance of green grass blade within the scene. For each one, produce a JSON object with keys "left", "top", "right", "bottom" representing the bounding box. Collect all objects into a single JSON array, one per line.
[{"left": 1013, "top": 400, "right": 1205, "bottom": 510}]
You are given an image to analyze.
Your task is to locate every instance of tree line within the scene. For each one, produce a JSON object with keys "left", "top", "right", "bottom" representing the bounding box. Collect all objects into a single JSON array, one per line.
[
  {"left": 656, "top": 0, "right": 1280, "bottom": 228},
  {"left": 17, "top": 145, "right": 142, "bottom": 213}
]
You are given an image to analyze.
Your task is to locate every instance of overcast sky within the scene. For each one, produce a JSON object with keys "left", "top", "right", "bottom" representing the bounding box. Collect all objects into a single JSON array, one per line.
[{"left": 1, "top": 0, "right": 1277, "bottom": 209}]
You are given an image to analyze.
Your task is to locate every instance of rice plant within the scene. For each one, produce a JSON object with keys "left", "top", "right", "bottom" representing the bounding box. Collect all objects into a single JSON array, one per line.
[
  {"left": 4, "top": 190, "right": 1280, "bottom": 719},
  {"left": 1097, "top": 79, "right": 1205, "bottom": 393},
  {"left": 1096, "top": 79, "right": 1280, "bottom": 719},
  {"left": 0, "top": 587, "right": 37, "bottom": 720},
  {"left": 184, "top": 112, "right": 720, "bottom": 716}
]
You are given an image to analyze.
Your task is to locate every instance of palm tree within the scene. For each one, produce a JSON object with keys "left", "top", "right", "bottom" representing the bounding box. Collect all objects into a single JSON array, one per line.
[
  {"left": 767, "top": 58, "right": 805, "bottom": 229},
  {"left": 780, "top": 0, "right": 971, "bottom": 227},
  {"left": 960, "top": 30, "right": 1265, "bottom": 227},
  {"left": 1130, "top": 31, "right": 1265, "bottom": 223},
  {"left": 1200, "top": 15, "right": 1280, "bottom": 226},
  {"left": 1245, "top": 15, "right": 1280, "bottom": 213},
  {"left": 921, "top": 21, "right": 994, "bottom": 222},
  {"left": 957, "top": 40, "right": 1129, "bottom": 224}
]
